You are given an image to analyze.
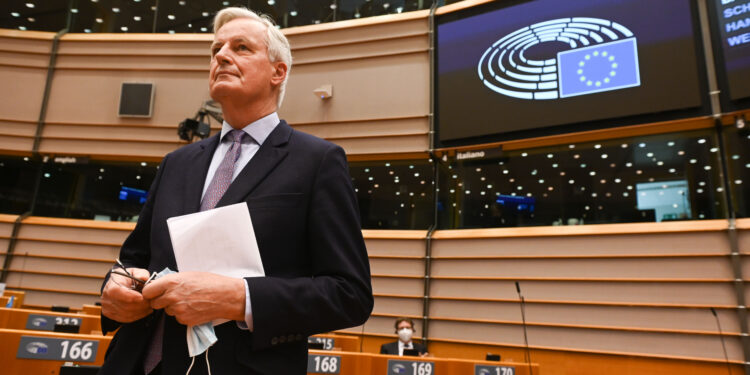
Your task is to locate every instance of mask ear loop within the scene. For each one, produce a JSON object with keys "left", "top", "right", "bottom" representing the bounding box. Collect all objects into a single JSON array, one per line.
[
  {"left": 184, "top": 347, "right": 211, "bottom": 375},
  {"left": 205, "top": 346, "right": 212, "bottom": 375}
]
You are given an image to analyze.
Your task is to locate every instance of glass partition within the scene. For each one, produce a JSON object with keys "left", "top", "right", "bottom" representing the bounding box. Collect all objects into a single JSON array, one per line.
[
  {"left": 0, "top": 156, "right": 39, "bottom": 215},
  {"left": 33, "top": 159, "right": 158, "bottom": 222},
  {"left": 350, "top": 159, "right": 435, "bottom": 229},
  {"left": 437, "top": 128, "right": 728, "bottom": 229},
  {"left": 723, "top": 123, "right": 750, "bottom": 218}
]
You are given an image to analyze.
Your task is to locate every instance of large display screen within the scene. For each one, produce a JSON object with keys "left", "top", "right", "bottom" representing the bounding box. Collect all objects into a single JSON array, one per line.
[
  {"left": 436, "top": 0, "right": 707, "bottom": 145},
  {"left": 709, "top": 0, "right": 750, "bottom": 103}
]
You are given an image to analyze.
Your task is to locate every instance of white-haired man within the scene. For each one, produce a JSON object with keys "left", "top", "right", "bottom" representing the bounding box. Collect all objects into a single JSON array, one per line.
[{"left": 99, "top": 7, "right": 373, "bottom": 374}]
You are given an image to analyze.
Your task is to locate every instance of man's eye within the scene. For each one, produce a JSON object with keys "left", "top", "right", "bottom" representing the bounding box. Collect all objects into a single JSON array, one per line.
[{"left": 238, "top": 45, "right": 249, "bottom": 51}]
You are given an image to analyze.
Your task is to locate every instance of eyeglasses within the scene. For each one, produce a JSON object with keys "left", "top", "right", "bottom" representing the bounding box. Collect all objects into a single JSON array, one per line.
[{"left": 111, "top": 258, "right": 156, "bottom": 292}]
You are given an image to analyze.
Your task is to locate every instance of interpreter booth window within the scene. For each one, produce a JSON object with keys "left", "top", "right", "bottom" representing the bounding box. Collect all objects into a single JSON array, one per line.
[
  {"left": 0, "top": 156, "right": 39, "bottom": 215},
  {"left": 437, "top": 129, "right": 727, "bottom": 229},
  {"left": 349, "top": 159, "right": 435, "bottom": 229},
  {"left": 33, "top": 159, "right": 158, "bottom": 222},
  {"left": 723, "top": 124, "right": 750, "bottom": 218}
]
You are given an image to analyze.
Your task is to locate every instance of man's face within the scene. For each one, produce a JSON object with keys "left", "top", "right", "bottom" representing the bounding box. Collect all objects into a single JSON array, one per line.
[
  {"left": 397, "top": 321, "right": 414, "bottom": 332},
  {"left": 209, "top": 18, "right": 280, "bottom": 105}
]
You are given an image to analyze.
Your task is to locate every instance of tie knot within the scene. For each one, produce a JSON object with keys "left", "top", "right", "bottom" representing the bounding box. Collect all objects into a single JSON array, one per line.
[{"left": 227, "top": 129, "right": 247, "bottom": 144}]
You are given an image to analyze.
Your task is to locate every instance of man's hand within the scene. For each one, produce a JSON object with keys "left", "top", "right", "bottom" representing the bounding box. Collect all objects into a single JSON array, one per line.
[
  {"left": 101, "top": 267, "right": 153, "bottom": 323},
  {"left": 141, "top": 271, "right": 246, "bottom": 326}
]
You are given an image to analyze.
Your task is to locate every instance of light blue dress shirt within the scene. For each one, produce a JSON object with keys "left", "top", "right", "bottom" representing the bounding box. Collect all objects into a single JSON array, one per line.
[{"left": 200, "top": 112, "right": 279, "bottom": 331}]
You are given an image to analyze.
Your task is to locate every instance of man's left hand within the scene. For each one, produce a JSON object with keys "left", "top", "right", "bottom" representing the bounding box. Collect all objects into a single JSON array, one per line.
[{"left": 141, "top": 271, "right": 246, "bottom": 326}]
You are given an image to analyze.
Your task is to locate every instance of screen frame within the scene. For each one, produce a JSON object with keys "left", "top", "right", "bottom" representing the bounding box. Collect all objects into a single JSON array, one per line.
[{"left": 433, "top": 0, "right": 712, "bottom": 148}]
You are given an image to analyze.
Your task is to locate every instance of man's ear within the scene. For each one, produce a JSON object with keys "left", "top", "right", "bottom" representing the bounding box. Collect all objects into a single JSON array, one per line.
[{"left": 270, "top": 61, "right": 287, "bottom": 86}]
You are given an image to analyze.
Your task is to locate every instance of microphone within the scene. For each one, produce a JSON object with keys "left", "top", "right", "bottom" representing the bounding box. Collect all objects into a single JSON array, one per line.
[
  {"left": 515, "top": 282, "right": 533, "bottom": 375},
  {"left": 358, "top": 318, "right": 367, "bottom": 353},
  {"left": 710, "top": 307, "right": 732, "bottom": 375}
]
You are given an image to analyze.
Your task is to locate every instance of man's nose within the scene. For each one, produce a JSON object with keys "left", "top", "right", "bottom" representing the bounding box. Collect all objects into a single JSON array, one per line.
[{"left": 214, "top": 46, "right": 231, "bottom": 64}]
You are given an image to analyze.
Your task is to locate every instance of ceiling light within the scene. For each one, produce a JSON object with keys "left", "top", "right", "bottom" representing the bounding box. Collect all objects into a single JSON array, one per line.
[
  {"left": 201, "top": 27, "right": 207, "bottom": 32},
  {"left": 11, "top": 12, "right": 20, "bottom": 17},
  {"left": 113, "top": 7, "right": 120, "bottom": 12},
  {"left": 668, "top": 141, "right": 675, "bottom": 146},
  {"left": 84, "top": 28, "right": 91, "bottom": 33},
  {"left": 134, "top": 16, "right": 142, "bottom": 21},
  {"left": 639, "top": 143, "right": 646, "bottom": 148},
  {"left": 26, "top": 3, "right": 35, "bottom": 8},
  {"left": 697, "top": 138, "right": 706, "bottom": 144},
  {"left": 121, "top": 26, "right": 128, "bottom": 31},
  {"left": 71, "top": 8, "right": 78, "bottom": 13},
  {"left": 27, "top": 17, "right": 35, "bottom": 22},
  {"left": 19, "top": 26, "right": 27, "bottom": 30},
  {"left": 168, "top": 14, "right": 176, "bottom": 20},
  {"left": 140, "top": 162, "right": 147, "bottom": 166},
  {"left": 179, "top": 0, "right": 186, "bottom": 5},
  {"left": 96, "top": 17, "right": 103, "bottom": 23}
]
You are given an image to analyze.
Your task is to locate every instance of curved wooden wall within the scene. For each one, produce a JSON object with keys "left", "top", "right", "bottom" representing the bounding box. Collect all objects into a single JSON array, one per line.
[
  {"left": 1, "top": 216, "right": 747, "bottom": 372},
  {"left": 0, "top": 10, "right": 430, "bottom": 160}
]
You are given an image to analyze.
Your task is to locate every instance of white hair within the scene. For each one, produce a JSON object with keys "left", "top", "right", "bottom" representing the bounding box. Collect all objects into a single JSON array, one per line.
[{"left": 213, "top": 7, "right": 292, "bottom": 107}]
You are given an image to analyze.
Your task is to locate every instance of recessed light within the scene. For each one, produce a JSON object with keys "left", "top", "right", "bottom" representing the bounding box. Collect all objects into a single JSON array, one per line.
[
  {"left": 134, "top": 16, "right": 142, "bottom": 21},
  {"left": 96, "top": 18, "right": 103, "bottom": 23},
  {"left": 84, "top": 28, "right": 91, "bottom": 33},
  {"left": 121, "top": 26, "right": 128, "bottom": 31},
  {"left": 11, "top": 12, "right": 20, "bottom": 17},
  {"left": 113, "top": 7, "right": 120, "bottom": 12},
  {"left": 19, "top": 26, "right": 27, "bottom": 30},
  {"left": 26, "top": 3, "right": 35, "bottom": 8},
  {"left": 71, "top": 8, "right": 78, "bottom": 13},
  {"left": 268, "top": 0, "right": 275, "bottom": 4},
  {"left": 290, "top": 10, "right": 298, "bottom": 16},
  {"left": 168, "top": 14, "right": 176, "bottom": 20},
  {"left": 27, "top": 17, "right": 35, "bottom": 22},
  {"left": 202, "top": 12, "right": 209, "bottom": 17}
]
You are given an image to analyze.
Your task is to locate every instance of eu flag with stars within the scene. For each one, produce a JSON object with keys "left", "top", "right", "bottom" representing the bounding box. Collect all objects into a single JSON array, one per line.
[{"left": 558, "top": 38, "right": 640, "bottom": 98}]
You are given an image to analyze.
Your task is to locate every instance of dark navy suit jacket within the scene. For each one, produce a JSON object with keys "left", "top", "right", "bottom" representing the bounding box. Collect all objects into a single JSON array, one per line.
[{"left": 99, "top": 121, "right": 373, "bottom": 374}]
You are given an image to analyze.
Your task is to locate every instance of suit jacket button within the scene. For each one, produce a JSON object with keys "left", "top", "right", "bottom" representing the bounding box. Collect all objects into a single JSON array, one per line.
[{"left": 271, "top": 337, "right": 278, "bottom": 345}]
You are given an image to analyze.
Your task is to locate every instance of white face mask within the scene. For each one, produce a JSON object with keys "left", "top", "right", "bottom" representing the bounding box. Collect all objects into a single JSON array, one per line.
[{"left": 398, "top": 328, "right": 413, "bottom": 343}]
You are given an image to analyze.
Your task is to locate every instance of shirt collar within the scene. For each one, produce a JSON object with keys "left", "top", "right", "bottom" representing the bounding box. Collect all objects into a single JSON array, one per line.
[{"left": 220, "top": 112, "right": 279, "bottom": 145}]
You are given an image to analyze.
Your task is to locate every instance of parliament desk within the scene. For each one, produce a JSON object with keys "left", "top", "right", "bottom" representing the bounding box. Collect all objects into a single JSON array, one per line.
[
  {"left": 306, "top": 350, "right": 539, "bottom": 375},
  {"left": 0, "top": 307, "right": 101, "bottom": 335},
  {"left": 0, "top": 328, "right": 110, "bottom": 374}
]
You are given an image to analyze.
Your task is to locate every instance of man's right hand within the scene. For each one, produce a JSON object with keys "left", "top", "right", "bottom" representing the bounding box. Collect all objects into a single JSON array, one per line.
[{"left": 101, "top": 267, "right": 153, "bottom": 323}]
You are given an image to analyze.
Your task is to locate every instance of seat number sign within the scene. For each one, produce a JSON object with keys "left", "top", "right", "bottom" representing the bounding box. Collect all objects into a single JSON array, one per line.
[
  {"left": 387, "top": 359, "right": 434, "bottom": 375},
  {"left": 307, "top": 354, "right": 341, "bottom": 374},
  {"left": 475, "top": 365, "right": 516, "bottom": 375},
  {"left": 25, "top": 314, "right": 81, "bottom": 331},
  {"left": 17, "top": 336, "right": 98, "bottom": 362}
]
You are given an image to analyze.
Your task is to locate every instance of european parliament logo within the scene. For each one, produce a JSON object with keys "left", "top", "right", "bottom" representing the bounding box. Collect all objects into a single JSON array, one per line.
[{"left": 477, "top": 17, "right": 641, "bottom": 100}]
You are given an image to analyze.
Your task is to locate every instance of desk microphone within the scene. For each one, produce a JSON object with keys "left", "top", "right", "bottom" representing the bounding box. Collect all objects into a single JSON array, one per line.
[
  {"left": 710, "top": 307, "right": 732, "bottom": 375},
  {"left": 515, "top": 282, "right": 533, "bottom": 375},
  {"left": 358, "top": 318, "right": 367, "bottom": 353}
]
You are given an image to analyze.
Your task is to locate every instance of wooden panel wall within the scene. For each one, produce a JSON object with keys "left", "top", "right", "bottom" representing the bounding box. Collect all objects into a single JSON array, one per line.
[
  {"left": 429, "top": 221, "right": 742, "bottom": 364},
  {"left": 0, "top": 11, "right": 431, "bottom": 160},
  {"left": 0, "top": 217, "right": 747, "bottom": 373},
  {"left": 0, "top": 30, "right": 53, "bottom": 155},
  {"left": 2, "top": 217, "right": 129, "bottom": 308}
]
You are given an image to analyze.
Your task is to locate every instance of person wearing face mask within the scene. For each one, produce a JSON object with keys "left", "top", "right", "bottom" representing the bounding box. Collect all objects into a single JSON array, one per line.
[{"left": 380, "top": 317, "right": 428, "bottom": 357}]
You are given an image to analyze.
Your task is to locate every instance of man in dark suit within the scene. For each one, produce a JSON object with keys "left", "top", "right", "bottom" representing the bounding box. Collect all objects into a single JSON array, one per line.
[
  {"left": 99, "top": 7, "right": 373, "bottom": 375},
  {"left": 380, "top": 317, "right": 428, "bottom": 357}
]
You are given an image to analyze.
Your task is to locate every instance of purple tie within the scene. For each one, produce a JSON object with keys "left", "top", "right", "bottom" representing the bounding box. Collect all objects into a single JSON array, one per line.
[
  {"left": 143, "top": 129, "right": 247, "bottom": 374},
  {"left": 200, "top": 129, "right": 248, "bottom": 211}
]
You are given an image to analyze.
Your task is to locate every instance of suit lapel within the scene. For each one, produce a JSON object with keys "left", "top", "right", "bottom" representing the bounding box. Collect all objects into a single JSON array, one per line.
[
  {"left": 215, "top": 121, "right": 292, "bottom": 208},
  {"left": 183, "top": 134, "right": 221, "bottom": 214}
]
